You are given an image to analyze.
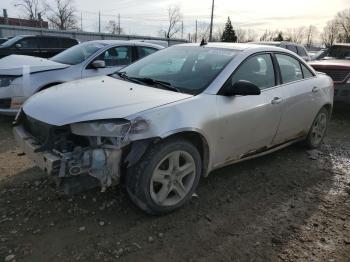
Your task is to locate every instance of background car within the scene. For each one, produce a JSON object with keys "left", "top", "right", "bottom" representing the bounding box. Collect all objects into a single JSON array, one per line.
[
  {"left": 309, "top": 43, "right": 350, "bottom": 104},
  {"left": 14, "top": 43, "right": 333, "bottom": 214},
  {"left": 0, "top": 40, "right": 163, "bottom": 114},
  {"left": 251, "top": 41, "right": 311, "bottom": 61},
  {"left": 0, "top": 35, "right": 79, "bottom": 59}
]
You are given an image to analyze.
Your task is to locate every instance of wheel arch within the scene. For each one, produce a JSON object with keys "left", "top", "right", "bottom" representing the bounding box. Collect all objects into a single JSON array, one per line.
[
  {"left": 36, "top": 82, "right": 64, "bottom": 93},
  {"left": 161, "top": 130, "right": 211, "bottom": 177}
]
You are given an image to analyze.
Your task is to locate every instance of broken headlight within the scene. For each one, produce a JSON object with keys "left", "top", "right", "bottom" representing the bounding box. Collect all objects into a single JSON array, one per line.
[{"left": 70, "top": 117, "right": 149, "bottom": 137}]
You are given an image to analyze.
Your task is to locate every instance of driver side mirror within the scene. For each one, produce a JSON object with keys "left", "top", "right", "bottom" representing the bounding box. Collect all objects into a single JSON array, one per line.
[
  {"left": 223, "top": 80, "right": 261, "bottom": 96},
  {"left": 15, "top": 43, "right": 22, "bottom": 49},
  {"left": 91, "top": 60, "right": 106, "bottom": 69}
]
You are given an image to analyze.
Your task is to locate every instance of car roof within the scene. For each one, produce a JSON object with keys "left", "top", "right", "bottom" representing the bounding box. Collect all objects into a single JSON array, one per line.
[
  {"left": 84, "top": 40, "right": 164, "bottom": 49},
  {"left": 332, "top": 43, "right": 350, "bottom": 47},
  {"left": 177, "top": 42, "right": 289, "bottom": 52}
]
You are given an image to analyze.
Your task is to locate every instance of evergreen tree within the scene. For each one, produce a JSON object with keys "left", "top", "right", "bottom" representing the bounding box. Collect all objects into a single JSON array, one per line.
[
  {"left": 221, "top": 17, "right": 237, "bottom": 42},
  {"left": 273, "top": 32, "right": 284, "bottom": 41}
]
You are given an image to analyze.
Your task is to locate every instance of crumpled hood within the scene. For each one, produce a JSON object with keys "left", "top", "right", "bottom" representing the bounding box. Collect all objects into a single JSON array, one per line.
[
  {"left": 23, "top": 76, "right": 193, "bottom": 126},
  {"left": 0, "top": 55, "right": 69, "bottom": 76}
]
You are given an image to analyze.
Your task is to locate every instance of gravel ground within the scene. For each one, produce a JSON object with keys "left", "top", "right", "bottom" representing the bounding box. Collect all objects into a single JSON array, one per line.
[{"left": 0, "top": 105, "right": 349, "bottom": 262}]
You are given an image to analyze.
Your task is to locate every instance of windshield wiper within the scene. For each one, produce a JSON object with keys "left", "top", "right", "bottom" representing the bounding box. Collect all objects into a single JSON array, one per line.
[{"left": 117, "top": 72, "right": 181, "bottom": 93}]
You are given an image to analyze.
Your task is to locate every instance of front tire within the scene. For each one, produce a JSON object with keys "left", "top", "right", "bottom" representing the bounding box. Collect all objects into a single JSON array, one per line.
[
  {"left": 305, "top": 107, "right": 329, "bottom": 149},
  {"left": 126, "top": 138, "right": 202, "bottom": 215}
]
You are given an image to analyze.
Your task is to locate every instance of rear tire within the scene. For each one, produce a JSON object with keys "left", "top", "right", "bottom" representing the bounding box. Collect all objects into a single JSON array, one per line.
[
  {"left": 125, "top": 138, "right": 201, "bottom": 215},
  {"left": 304, "top": 107, "right": 329, "bottom": 149}
]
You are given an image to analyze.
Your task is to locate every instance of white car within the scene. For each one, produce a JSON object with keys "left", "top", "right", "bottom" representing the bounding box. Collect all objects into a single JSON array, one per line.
[
  {"left": 14, "top": 43, "right": 333, "bottom": 214},
  {"left": 0, "top": 40, "right": 163, "bottom": 115}
]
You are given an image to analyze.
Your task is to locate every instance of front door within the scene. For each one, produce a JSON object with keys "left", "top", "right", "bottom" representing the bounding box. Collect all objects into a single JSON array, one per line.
[
  {"left": 82, "top": 46, "right": 133, "bottom": 78},
  {"left": 215, "top": 53, "right": 283, "bottom": 166}
]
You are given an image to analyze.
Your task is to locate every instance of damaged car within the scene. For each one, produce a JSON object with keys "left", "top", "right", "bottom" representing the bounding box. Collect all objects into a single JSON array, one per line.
[{"left": 13, "top": 43, "right": 334, "bottom": 214}]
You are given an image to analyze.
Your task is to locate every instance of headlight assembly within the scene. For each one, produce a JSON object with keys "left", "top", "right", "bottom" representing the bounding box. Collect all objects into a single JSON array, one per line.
[
  {"left": 0, "top": 76, "right": 17, "bottom": 88},
  {"left": 70, "top": 117, "right": 149, "bottom": 137}
]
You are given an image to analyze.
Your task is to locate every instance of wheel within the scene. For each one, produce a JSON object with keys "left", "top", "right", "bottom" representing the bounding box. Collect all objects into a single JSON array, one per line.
[
  {"left": 305, "top": 107, "right": 329, "bottom": 149},
  {"left": 126, "top": 138, "right": 202, "bottom": 215}
]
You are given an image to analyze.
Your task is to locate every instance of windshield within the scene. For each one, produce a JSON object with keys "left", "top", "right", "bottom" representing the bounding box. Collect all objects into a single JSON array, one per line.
[
  {"left": 0, "top": 36, "right": 23, "bottom": 47},
  {"left": 50, "top": 42, "right": 106, "bottom": 65},
  {"left": 117, "top": 46, "right": 238, "bottom": 95},
  {"left": 317, "top": 45, "right": 350, "bottom": 60}
]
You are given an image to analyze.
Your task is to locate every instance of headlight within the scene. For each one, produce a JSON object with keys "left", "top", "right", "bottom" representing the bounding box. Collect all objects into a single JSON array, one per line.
[
  {"left": 347, "top": 77, "right": 350, "bottom": 84},
  {"left": 0, "top": 76, "right": 17, "bottom": 88},
  {"left": 70, "top": 117, "right": 149, "bottom": 137}
]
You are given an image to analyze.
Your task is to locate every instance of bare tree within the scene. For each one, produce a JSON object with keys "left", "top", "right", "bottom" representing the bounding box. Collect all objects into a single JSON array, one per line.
[
  {"left": 305, "top": 25, "right": 318, "bottom": 48},
  {"left": 14, "top": 0, "right": 45, "bottom": 20},
  {"left": 236, "top": 28, "right": 247, "bottom": 43},
  {"left": 197, "top": 22, "right": 210, "bottom": 41},
  {"left": 260, "top": 30, "right": 276, "bottom": 41},
  {"left": 106, "top": 20, "right": 123, "bottom": 35},
  {"left": 321, "top": 20, "right": 338, "bottom": 47},
  {"left": 45, "top": 0, "right": 78, "bottom": 30},
  {"left": 246, "top": 29, "right": 258, "bottom": 42},
  {"left": 285, "top": 26, "right": 306, "bottom": 44},
  {"left": 335, "top": 8, "right": 350, "bottom": 42},
  {"left": 166, "top": 6, "right": 182, "bottom": 38}
]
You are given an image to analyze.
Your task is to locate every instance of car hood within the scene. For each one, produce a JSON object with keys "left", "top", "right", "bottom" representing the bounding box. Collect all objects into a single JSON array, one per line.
[
  {"left": 309, "top": 59, "right": 350, "bottom": 70},
  {"left": 0, "top": 55, "right": 69, "bottom": 76},
  {"left": 23, "top": 76, "right": 193, "bottom": 126}
]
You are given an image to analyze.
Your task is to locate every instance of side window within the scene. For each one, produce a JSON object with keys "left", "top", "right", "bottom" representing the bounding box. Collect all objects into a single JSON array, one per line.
[
  {"left": 301, "top": 63, "right": 314, "bottom": 79},
  {"left": 39, "top": 37, "right": 58, "bottom": 48},
  {"left": 61, "top": 38, "right": 77, "bottom": 48},
  {"left": 286, "top": 45, "right": 298, "bottom": 54},
  {"left": 137, "top": 46, "right": 158, "bottom": 59},
  {"left": 17, "top": 37, "right": 38, "bottom": 48},
  {"left": 297, "top": 46, "right": 307, "bottom": 57},
  {"left": 96, "top": 46, "right": 132, "bottom": 67},
  {"left": 230, "top": 54, "right": 275, "bottom": 90},
  {"left": 276, "top": 54, "right": 303, "bottom": 83}
]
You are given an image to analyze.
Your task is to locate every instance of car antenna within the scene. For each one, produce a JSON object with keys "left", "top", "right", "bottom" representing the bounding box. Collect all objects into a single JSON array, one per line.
[{"left": 200, "top": 39, "right": 207, "bottom": 46}]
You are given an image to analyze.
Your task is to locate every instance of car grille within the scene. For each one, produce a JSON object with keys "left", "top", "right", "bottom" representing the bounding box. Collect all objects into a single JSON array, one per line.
[
  {"left": 0, "top": 98, "right": 11, "bottom": 109},
  {"left": 22, "top": 114, "right": 52, "bottom": 144},
  {"left": 316, "top": 69, "right": 350, "bottom": 82}
]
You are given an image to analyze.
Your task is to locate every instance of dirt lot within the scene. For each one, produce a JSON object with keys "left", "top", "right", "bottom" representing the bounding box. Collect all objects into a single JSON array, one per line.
[{"left": 0, "top": 106, "right": 349, "bottom": 262}]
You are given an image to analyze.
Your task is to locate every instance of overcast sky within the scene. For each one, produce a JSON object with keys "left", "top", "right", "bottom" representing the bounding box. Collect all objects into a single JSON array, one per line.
[{"left": 2, "top": 0, "right": 349, "bottom": 37}]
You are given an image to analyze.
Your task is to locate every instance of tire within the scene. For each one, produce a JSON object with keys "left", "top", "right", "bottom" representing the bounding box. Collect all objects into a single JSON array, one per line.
[
  {"left": 304, "top": 107, "right": 329, "bottom": 149},
  {"left": 125, "top": 138, "right": 202, "bottom": 215}
]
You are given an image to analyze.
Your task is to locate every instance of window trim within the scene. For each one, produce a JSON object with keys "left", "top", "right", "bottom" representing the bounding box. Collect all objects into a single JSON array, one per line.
[
  {"left": 218, "top": 51, "right": 278, "bottom": 95},
  {"left": 272, "top": 52, "right": 316, "bottom": 85}
]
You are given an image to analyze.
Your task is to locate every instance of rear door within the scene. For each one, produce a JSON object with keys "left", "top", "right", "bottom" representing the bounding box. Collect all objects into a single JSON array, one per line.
[
  {"left": 272, "top": 53, "right": 319, "bottom": 145},
  {"left": 38, "top": 36, "right": 61, "bottom": 58},
  {"left": 82, "top": 45, "right": 133, "bottom": 78},
  {"left": 215, "top": 53, "right": 284, "bottom": 165}
]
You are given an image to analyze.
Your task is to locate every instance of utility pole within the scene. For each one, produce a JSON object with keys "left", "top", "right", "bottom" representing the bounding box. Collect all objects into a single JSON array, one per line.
[
  {"left": 181, "top": 21, "right": 184, "bottom": 39},
  {"left": 118, "top": 14, "right": 121, "bottom": 34},
  {"left": 209, "top": 0, "right": 214, "bottom": 42},
  {"left": 80, "top": 12, "right": 83, "bottom": 31},
  {"left": 98, "top": 11, "right": 101, "bottom": 33},
  {"left": 195, "top": 20, "right": 198, "bottom": 43}
]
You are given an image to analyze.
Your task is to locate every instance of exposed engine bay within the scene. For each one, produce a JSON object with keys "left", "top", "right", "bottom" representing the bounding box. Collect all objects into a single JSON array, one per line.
[{"left": 14, "top": 112, "right": 139, "bottom": 193}]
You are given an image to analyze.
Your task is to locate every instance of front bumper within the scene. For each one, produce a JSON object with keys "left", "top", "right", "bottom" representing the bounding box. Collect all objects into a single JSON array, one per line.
[{"left": 13, "top": 125, "right": 60, "bottom": 175}]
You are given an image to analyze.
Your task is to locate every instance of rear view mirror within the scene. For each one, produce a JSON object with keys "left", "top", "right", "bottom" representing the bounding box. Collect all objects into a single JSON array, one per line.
[
  {"left": 91, "top": 60, "right": 106, "bottom": 69},
  {"left": 15, "top": 43, "right": 22, "bottom": 49},
  {"left": 223, "top": 80, "right": 261, "bottom": 96}
]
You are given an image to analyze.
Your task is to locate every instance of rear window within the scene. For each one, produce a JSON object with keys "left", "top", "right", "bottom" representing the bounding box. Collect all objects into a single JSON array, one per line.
[
  {"left": 297, "top": 46, "right": 307, "bottom": 57},
  {"left": 286, "top": 45, "right": 298, "bottom": 54}
]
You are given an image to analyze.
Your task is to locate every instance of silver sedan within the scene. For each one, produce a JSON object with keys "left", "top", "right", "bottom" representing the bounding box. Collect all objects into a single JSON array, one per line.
[
  {"left": 0, "top": 40, "right": 163, "bottom": 115},
  {"left": 14, "top": 43, "right": 334, "bottom": 214}
]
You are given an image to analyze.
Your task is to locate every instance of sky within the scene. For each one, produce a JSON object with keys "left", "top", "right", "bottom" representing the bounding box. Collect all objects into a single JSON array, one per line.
[{"left": 1, "top": 0, "right": 349, "bottom": 38}]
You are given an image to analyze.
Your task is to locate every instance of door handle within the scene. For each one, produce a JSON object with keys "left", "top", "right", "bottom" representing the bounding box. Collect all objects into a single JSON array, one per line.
[
  {"left": 312, "top": 86, "right": 319, "bottom": 93},
  {"left": 271, "top": 97, "right": 283, "bottom": 105}
]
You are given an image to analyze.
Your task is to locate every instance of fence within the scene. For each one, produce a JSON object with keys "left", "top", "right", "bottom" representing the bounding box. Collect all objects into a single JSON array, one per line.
[{"left": 0, "top": 24, "right": 187, "bottom": 46}]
